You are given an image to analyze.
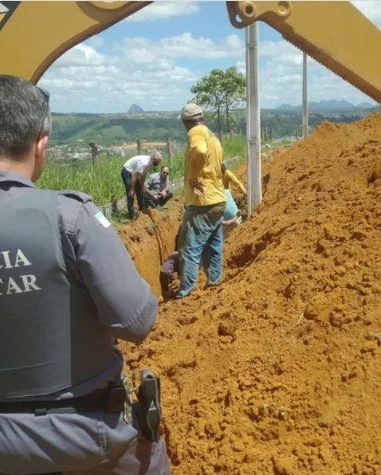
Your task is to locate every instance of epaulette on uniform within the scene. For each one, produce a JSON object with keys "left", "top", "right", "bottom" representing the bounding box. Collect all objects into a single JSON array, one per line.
[{"left": 58, "top": 190, "right": 92, "bottom": 204}]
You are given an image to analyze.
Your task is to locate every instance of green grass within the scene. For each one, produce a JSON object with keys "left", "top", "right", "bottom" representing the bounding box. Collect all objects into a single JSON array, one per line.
[
  {"left": 222, "top": 135, "right": 247, "bottom": 160},
  {"left": 37, "top": 156, "right": 128, "bottom": 205},
  {"left": 162, "top": 151, "right": 184, "bottom": 179},
  {"left": 38, "top": 135, "right": 247, "bottom": 206}
]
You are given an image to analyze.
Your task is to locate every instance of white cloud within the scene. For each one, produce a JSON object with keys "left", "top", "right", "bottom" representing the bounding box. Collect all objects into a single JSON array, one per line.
[
  {"left": 118, "top": 33, "right": 244, "bottom": 60},
  {"left": 53, "top": 44, "right": 106, "bottom": 68},
  {"left": 40, "top": 35, "right": 201, "bottom": 112},
  {"left": 238, "top": 36, "right": 377, "bottom": 108},
  {"left": 125, "top": 1, "right": 199, "bottom": 22},
  {"left": 260, "top": 41, "right": 303, "bottom": 66}
]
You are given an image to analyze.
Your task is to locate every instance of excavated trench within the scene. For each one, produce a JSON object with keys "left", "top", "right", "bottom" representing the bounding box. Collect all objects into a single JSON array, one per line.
[
  {"left": 118, "top": 198, "right": 184, "bottom": 297},
  {"left": 117, "top": 114, "right": 381, "bottom": 475}
]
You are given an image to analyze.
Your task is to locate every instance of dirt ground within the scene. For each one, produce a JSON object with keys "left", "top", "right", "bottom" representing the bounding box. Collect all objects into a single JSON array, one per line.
[{"left": 118, "top": 113, "right": 381, "bottom": 474}]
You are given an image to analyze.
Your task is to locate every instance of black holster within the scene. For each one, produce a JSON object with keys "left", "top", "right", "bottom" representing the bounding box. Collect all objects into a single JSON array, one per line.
[{"left": 132, "top": 369, "right": 161, "bottom": 442}]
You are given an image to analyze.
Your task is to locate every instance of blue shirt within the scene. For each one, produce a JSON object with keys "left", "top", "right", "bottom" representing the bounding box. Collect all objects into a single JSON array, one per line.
[{"left": 223, "top": 190, "right": 239, "bottom": 221}]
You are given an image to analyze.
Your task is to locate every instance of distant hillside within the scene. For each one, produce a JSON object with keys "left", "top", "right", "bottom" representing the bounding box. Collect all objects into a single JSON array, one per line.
[
  {"left": 48, "top": 106, "right": 376, "bottom": 148},
  {"left": 128, "top": 104, "right": 144, "bottom": 113},
  {"left": 357, "top": 102, "right": 375, "bottom": 109},
  {"left": 50, "top": 113, "right": 185, "bottom": 146},
  {"left": 276, "top": 100, "right": 375, "bottom": 111}
]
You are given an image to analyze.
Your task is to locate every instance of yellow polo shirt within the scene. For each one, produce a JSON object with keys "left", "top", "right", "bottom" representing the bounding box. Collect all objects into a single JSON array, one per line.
[
  {"left": 222, "top": 170, "right": 247, "bottom": 195},
  {"left": 184, "top": 125, "right": 226, "bottom": 207}
]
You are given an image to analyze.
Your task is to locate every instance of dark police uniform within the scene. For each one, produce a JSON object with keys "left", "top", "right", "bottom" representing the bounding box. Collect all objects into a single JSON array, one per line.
[{"left": 0, "top": 170, "right": 170, "bottom": 475}]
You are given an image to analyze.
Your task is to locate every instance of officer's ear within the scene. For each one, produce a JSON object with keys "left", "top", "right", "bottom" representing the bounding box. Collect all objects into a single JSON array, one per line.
[
  {"left": 35, "top": 134, "right": 48, "bottom": 162},
  {"left": 32, "top": 135, "right": 49, "bottom": 181}
]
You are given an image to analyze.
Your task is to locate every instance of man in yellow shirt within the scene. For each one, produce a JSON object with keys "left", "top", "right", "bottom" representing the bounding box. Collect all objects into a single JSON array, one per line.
[
  {"left": 177, "top": 103, "right": 226, "bottom": 299},
  {"left": 221, "top": 162, "right": 247, "bottom": 195}
]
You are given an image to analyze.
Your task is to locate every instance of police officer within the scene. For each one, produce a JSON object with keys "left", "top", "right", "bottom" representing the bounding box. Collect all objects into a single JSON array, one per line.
[{"left": 0, "top": 75, "right": 171, "bottom": 474}]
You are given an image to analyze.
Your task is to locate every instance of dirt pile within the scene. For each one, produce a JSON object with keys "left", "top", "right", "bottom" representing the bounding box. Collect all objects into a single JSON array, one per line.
[{"left": 120, "top": 113, "right": 381, "bottom": 474}]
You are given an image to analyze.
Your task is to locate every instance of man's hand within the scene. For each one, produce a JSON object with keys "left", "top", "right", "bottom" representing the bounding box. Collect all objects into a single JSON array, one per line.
[
  {"left": 189, "top": 178, "right": 204, "bottom": 197},
  {"left": 128, "top": 189, "right": 135, "bottom": 198},
  {"left": 160, "top": 190, "right": 167, "bottom": 199}
]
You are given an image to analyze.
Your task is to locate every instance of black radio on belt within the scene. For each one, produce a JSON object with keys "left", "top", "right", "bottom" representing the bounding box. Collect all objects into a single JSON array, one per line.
[{"left": 133, "top": 369, "right": 161, "bottom": 442}]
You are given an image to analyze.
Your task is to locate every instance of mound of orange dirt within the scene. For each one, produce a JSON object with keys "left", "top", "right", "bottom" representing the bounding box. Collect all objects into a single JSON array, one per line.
[{"left": 120, "top": 114, "right": 381, "bottom": 474}]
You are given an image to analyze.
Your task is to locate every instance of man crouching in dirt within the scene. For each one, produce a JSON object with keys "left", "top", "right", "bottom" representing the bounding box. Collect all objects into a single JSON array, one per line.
[
  {"left": 176, "top": 103, "right": 226, "bottom": 299},
  {"left": 0, "top": 75, "right": 170, "bottom": 475}
]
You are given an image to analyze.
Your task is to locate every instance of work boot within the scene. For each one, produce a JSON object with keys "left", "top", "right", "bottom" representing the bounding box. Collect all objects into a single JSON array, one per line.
[{"left": 129, "top": 211, "right": 140, "bottom": 221}]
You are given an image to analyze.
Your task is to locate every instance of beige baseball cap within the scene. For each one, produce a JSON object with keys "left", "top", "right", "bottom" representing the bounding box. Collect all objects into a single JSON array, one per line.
[{"left": 179, "top": 103, "right": 203, "bottom": 120}]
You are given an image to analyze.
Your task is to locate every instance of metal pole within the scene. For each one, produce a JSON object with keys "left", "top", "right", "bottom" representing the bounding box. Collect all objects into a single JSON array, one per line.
[
  {"left": 246, "top": 22, "right": 262, "bottom": 217},
  {"left": 302, "top": 52, "right": 308, "bottom": 139}
]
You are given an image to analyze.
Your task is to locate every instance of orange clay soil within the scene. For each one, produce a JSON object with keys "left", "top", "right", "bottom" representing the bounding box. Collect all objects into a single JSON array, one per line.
[
  {"left": 119, "top": 113, "right": 381, "bottom": 474},
  {"left": 117, "top": 195, "right": 183, "bottom": 297}
]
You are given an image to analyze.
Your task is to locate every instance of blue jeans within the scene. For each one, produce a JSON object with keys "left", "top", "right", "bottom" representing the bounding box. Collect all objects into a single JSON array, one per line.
[
  {"left": 121, "top": 168, "right": 144, "bottom": 219},
  {"left": 143, "top": 191, "right": 173, "bottom": 210},
  {"left": 177, "top": 203, "right": 225, "bottom": 298}
]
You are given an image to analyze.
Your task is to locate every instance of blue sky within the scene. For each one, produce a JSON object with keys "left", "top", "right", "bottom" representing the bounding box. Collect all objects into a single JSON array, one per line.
[{"left": 39, "top": 1, "right": 380, "bottom": 113}]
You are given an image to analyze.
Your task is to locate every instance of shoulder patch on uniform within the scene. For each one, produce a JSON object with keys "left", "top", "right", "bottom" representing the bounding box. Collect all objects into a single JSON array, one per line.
[
  {"left": 58, "top": 190, "right": 92, "bottom": 204},
  {"left": 95, "top": 211, "right": 111, "bottom": 228}
]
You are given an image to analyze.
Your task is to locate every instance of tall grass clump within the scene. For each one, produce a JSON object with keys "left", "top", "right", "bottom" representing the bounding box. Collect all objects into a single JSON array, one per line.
[
  {"left": 223, "top": 135, "right": 247, "bottom": 160},
  {"left": 37, "top": 156, "right": 127, "bottom": 205}
]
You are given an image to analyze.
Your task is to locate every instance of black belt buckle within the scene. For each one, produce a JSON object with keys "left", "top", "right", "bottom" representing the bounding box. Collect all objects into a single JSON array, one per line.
[{"left": 107, "top": 384, "right": 127, "bottom": 412}]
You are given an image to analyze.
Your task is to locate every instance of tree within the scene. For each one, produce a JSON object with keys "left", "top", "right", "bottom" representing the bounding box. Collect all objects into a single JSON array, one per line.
[{"left": 190, "top": 67, "right": 246, "bottom": 138}]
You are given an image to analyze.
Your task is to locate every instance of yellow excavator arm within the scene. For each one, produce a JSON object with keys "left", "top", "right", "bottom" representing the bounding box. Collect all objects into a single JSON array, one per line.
[
  {"left": 227, "top": 1, "right": 381, "bottom": 104},
  {"left": 0, "top": 1, "right": 380, "bottom": 103},
  {"left": 0, "top": 1, "right": 151, "bottom": 83}
]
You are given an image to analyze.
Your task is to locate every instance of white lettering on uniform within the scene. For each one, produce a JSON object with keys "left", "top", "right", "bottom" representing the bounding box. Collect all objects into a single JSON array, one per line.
[
  {"left": 7, "top": 277, "right": 23, "bottom": 295},
  {"left": 1, "top": 275, "right": 42, "bottom": 296},
  {"left": 0, "top": 250, "right": 41, "bottom": 296},
  {"left": 0, "top": 250, "right": 12, "bottom": 269},
  {"left": 14, "top": 249, "right": 32, "bottom": 268},
  {"left": 21, "top": 275, "right": 41, "bottom": 292}
]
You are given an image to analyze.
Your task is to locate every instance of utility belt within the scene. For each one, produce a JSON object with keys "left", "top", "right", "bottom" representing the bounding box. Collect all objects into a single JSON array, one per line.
[
  {"left": 0, "top": 369, "right": 162, "bottom": 442},
  {"left": 0, "top": 386, "right": 115, "bottom": 415}
]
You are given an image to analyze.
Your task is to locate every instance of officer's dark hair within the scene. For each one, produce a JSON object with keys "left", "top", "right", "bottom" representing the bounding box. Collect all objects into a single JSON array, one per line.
[{"left": 0, "top": 75, "right": 52, "bottom": 160}]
